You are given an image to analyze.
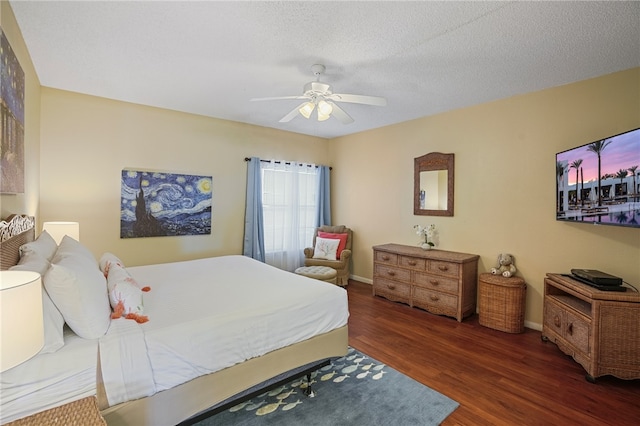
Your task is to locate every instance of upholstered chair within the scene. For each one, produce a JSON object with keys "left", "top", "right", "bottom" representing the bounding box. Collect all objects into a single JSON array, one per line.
[{"left": 303, "top": 225, "right": 352, "bottom": 286}]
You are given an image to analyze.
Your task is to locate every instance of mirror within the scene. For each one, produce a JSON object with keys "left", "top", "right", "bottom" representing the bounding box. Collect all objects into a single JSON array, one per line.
[{"left": 414, "top": 152, "right": 454, "bottom": 216}]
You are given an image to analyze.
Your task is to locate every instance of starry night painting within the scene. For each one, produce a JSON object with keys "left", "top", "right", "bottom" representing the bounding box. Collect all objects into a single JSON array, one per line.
[
  {"left": 120, "top": 169, "right": 212, "bottom": 238},
  {"left": 0, "top": 29, "right": 26, "bottom": 193}
]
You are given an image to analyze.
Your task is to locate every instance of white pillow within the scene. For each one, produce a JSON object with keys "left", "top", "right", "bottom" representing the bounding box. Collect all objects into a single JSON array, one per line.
[
  {"left": 99, "top": 252, "right": 125, "bottom": 277},
  {"left": 312, "top": 237, "right": 340, "bottom": 261},
  {"left": 107, "top": 264, "right": 144, "bottom": 317},
  {"left": 19, "top": 230, "right": 58, "bottom": 261},
  {"left": 10, "top": 253, "right": 65, "bottom": 353},
  {"left": 52, "top": 235, "right": 96, "bottom": 263},
  {"left": 44, "top": 253, "right": 111, "bottom": 339}
]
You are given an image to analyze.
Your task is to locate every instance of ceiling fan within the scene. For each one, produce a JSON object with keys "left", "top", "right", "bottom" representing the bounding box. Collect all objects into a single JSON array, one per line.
[{"left": 250, "top": 64, "right": 387, "bottom": 124}]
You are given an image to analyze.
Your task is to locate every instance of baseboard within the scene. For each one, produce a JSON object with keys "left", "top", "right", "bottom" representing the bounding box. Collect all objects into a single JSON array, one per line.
[{"left": 350, "top": 274, "right": 372, "bottom": 285}]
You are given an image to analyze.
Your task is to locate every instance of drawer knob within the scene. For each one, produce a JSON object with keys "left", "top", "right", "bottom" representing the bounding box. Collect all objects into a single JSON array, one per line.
[
  {"left": 438, "top": 265, "right": 449, "bottom": 271},
  {"left": 382, "top": 255, "right": 390, "bottom": 261},
  {"left": 430, "top": 295, "right": 439, "bottom": 301},
  {"left": 429, "top": 280, "right": 439, "bottom": 286},
  {"left": 567, "top": 323, "right": 573, "bottom": 336},
  {"left": 387, "top": 271, "right": 396, "bottom": 276},
  {"left": 386, "top": 284, "right": 396, "bottom": 290},
  {"left": 554, "top": 315, "right": 561, "bottom": 328},
  {"left": 408, "top": 260, "right": 417, "bottom": 266}
]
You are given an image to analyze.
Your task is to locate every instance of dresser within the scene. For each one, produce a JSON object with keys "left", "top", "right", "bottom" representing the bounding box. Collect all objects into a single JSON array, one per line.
[
  {"left": 372, "top": 243, "right": 479, "bottom": 321},
  {"left": 542, "top": 273, "right": 640, "bottom": 382}
]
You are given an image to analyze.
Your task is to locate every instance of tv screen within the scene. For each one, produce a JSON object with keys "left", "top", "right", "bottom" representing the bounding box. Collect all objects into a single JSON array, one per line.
[{"left": 556, "top": 128, "right": 640, "bottom": 228}]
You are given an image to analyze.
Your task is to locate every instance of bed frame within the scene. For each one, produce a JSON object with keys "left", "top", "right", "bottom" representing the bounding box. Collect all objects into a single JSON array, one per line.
[{"left": 0, "top": 215, "right": 348, "bottom": 426}]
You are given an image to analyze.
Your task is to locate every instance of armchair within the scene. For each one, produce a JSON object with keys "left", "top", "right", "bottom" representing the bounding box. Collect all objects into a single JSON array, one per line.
[{"left": 303, "top": 225, "right": 352, "bottom": 286}]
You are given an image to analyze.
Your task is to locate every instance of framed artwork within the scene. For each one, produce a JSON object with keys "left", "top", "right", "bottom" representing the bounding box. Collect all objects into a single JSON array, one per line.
[
  {"left": 120, "top": 169, "right": 212, "bottom": 238},
  {"left": 0, "top": 29, "right": 26, "bottom": 194}
]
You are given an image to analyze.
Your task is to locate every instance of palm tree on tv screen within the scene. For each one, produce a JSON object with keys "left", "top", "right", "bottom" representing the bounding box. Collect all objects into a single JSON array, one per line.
[
  {"left": 556, "top": 161, "right": 568, "bottom": 212},
  {"left": 570, "top": 159, "right": 583, "bottom": 206},
  {"left": 587, "top": 139, "right": 612, "bottom": 207},
  {"left": 615, "top": 169, "right": 628, "bottom": 197},
  {"left": 628, "top": 165, "right": 639, "bottom": 200}
]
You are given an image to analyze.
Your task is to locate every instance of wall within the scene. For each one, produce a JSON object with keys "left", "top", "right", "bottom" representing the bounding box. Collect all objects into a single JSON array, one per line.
[
  {"left": 0, "top": 1, "right": 41, "bottom": 219},
  {"left": 330, "top": 67, "right": 640, "bottom": 328},
  {"left": 39, "top": 88, "right": 328, "bottom": 266}
]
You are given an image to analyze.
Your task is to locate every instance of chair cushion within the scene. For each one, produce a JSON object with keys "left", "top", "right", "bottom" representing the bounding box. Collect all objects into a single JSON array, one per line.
[{"left": 318, "top": 231, "right": 348, "bottom": 259}]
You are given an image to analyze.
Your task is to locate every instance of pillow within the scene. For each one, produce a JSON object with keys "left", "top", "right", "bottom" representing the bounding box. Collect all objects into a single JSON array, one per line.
[
  {"left": 19, "top": 230, "right": 58, "bottom": 261},
  {"left": 99, "top": 252, "right": 125, "bottom": 277},
  {"left": 317, "top": 231, "right": 348, "bottom": 259},
  {"left": 312, "top": 237, "right": 340, "bottom": 261},
  {"left": 51, "top": 235, "right": 96, "bottom": 264},
  {"left": 10, "top": 253, "right": 65, "bottom": 353},
  {"left": 44, "top": 252, "right": 111, "bottom": 339},
  {"left": 107, "top": 264, "right": 148, "bottom": 323}
]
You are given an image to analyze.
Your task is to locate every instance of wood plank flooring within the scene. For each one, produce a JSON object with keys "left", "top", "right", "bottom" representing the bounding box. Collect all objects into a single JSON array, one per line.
[{"left": 346, "top": 280, "right": 640, "bottom": 426}]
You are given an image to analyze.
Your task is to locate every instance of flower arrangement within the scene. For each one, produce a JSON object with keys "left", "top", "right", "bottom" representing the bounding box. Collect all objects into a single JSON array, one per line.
[{"left": 414, "top": 224, "right": 436, "bottom": 248}]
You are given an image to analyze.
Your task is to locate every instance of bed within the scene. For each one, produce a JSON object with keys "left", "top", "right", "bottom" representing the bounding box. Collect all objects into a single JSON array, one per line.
[{"left": 0, "top": 215, "right": 349, "bottom": 425}]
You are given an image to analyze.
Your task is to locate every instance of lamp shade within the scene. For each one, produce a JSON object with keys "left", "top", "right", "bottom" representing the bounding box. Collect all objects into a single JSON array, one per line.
[
  {"left": 0, "top": 271, "right": 44, "bottom": 372},
  {"left": 42, "top": 221, "right": 80, "bottom": 245}
]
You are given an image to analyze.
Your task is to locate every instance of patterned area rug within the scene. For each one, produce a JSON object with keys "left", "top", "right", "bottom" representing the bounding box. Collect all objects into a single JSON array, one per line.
[{"left": 195, "top": 347, "right": 458, "bottom": 426}]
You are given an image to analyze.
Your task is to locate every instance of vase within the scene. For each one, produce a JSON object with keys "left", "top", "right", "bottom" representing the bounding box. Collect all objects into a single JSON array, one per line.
[{"left": 421, "top": 243, "right": 432, "bottom": 250}]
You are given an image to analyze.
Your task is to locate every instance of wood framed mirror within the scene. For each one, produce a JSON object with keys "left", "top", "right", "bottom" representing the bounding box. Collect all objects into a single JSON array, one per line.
[{"left": 414, "top": 152, "right": 454, "bottom": 216}]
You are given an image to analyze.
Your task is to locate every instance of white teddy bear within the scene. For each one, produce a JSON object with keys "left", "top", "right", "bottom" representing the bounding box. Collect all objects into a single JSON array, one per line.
[{"left": 491, "top": 253, "right": 517, "bottom": 278}]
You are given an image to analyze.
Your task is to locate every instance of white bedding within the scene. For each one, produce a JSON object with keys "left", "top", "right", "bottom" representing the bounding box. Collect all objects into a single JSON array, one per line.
[
  {"left": 1, "top": 255, "right": 349, "bottom": 422},
  {"left": 101, "top": 255, "right": 349, "bottom": 405},
  {"left": 0, "top": 327, "right": 98, "bottom": 423}
]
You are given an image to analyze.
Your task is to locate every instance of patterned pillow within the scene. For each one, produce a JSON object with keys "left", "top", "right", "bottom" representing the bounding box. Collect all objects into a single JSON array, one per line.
[
  {"left": 312, "top": 237, "right": 340, "bottom": 261},
  {"left": 317, "top": 231, "right": 348, "bottom": 259},
  {"left": 107, "top": 264, "right": 148, "bottom": 323}
]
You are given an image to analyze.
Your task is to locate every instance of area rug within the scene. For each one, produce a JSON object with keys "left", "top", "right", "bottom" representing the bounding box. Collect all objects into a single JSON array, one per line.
[{"left": 194, "top": 347, "right": 458, "bottom": 426}]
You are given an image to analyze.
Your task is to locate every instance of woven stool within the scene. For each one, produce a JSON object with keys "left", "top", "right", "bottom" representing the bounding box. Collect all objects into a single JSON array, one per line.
[
  {"left": 4, "top": 396, "right": 106, "bottom": 426},
  {"left": 478, "top": 273, "right": 526, "bottom": 333},
  {"left": 295, "top": 266, "right": 338, "bottom": 285}
]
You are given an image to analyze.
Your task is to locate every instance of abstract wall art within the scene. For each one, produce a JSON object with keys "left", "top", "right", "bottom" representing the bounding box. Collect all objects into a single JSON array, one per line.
[{"left": 120, "top": 169, "right": 212, "bottom": 238}]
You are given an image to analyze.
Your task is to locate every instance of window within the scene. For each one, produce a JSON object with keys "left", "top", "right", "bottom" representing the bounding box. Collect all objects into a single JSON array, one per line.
[{"left": 260, "top": 161, "right": 317, "bottom": 271}]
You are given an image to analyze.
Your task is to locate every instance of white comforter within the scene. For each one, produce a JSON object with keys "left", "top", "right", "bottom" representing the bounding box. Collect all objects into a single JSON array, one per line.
[{"left": 100, "top": 255, "right": 349, "bottom": 406}]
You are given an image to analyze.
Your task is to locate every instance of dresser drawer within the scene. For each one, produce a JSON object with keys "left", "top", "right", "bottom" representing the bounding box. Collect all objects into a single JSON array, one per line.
[
  {"left": 564, "top": 310, "right": 590, "bottom": 355},
  {"left": 413, "top": 287, "right": 458, "bottom": 313},
  {"left": 375, "top": 251, "right": 398, "bottom": 265},
  {"left": 399, "top": 255, "right": 426, "bottom": 270},
  {"left": 427, "top": 260, "right": 459, "bottom": 278},
  {"left": 375, "top": 264, "right": 411, "bottom": 283},
  {"left": 373, "top": 278, "right": 411, "bottom": 304},
  {"left": 413, "top": 272, "right": 459, "bottom": 295},
  {"left": 543, "top": 298, "right": 565, "bottom": 336}
]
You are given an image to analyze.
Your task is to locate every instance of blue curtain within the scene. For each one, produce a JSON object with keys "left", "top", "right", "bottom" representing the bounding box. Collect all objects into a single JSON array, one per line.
[
  {"left": 243, "top": 157, "right": 265, "bottom": 262},
  {"left": 315, "top": 165, "right": 332, "bottom": 227}
]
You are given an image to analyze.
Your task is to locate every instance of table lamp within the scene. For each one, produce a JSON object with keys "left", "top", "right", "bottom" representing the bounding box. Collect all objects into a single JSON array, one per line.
[
  {"left": 0, "top": 271, "right": 44, "bottom": 372},
  {"left": 42, "top": 221, "right": 80, "bottom": 245}
]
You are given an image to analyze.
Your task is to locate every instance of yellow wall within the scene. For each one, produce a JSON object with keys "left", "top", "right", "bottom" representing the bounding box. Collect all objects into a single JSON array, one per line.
[
  {"left": 0, "top": 1, "right": 41, "bottom": 219},
  {"left": 330, "top": 67, "right": 640, "bottom": 327},
  {"left": 39, "top": 89, "right": 328, "bottom": 266}
]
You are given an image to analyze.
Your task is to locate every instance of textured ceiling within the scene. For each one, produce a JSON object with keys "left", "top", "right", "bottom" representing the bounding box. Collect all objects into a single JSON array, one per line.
[{"left": 9, "top": 1, "right": 640, "bottom": 139}]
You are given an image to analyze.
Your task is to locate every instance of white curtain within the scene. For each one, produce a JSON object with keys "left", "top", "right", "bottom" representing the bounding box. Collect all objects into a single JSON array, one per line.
[{"left": 261, "top": 160, "right": 317, "bottom": 271}]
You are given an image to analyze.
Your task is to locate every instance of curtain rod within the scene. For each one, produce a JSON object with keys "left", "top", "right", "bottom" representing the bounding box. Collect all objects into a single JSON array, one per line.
[{"left": 244, "top": 158, "right": 331, "bottom": 170}]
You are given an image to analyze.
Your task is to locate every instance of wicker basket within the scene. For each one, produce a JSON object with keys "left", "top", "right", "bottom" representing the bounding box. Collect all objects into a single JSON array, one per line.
[
  {"left": 478, "top": 273, "right": 526, "bottom": 333},
  {"left": 4, "top": 396, "right": 106, "bottom": 426}
]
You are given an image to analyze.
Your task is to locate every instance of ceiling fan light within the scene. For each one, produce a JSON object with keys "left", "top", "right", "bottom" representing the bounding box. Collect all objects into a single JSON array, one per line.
[
  {"left": 299, "top": 102, "right": 315, "bottom": 119},
  {"left": 317, "top": 100, "right": 333, "bottom": 121}
]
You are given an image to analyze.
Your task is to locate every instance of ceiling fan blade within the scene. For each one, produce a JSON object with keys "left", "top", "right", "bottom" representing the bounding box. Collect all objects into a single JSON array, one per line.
[
  {"left": 251, "top": 95, "right": 308, "bottom": 102},
  {"left": 328, "top": 93, "right": 387, "bottom": 106},
  {"left": 329, "top": 102, "right": 354, "bottom": 124},
  {"left": 279, "top": 102, "right": 309, "bottom": 123}
]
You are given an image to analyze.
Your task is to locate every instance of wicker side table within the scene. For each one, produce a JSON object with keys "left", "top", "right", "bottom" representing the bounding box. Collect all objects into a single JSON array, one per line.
[
  {"left": 478, "top": 273, "right": 526, "bottom": 333},
  {"left": 4, "top": 396, "right": 106, "bottom": 426}
]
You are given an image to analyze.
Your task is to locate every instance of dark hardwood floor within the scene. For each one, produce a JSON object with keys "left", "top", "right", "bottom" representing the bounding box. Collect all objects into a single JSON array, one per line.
[{"left": 346, "top": 280, "right": 640, "bottom": 426}]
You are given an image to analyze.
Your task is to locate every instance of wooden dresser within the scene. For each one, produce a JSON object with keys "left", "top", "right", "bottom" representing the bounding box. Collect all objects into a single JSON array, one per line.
[
  {"left": 542, "top": 273, "right": 640, "bottom": 382},
  {"left": 372, "top": 243, "right": 479, "bottom": 321}
]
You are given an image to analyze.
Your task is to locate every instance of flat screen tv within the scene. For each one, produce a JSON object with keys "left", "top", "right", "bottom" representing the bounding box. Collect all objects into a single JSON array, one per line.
[{"left": 556, "top": 127, "right": 640, "bottom": 228}]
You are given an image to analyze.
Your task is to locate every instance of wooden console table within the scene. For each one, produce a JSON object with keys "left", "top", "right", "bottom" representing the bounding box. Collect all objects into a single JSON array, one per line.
[
  {"left": 542, "top": 273, "right": 640, "bottom": 382},
  {"left": 372, "top": 243, "right": 479, "bottom": 321}
]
